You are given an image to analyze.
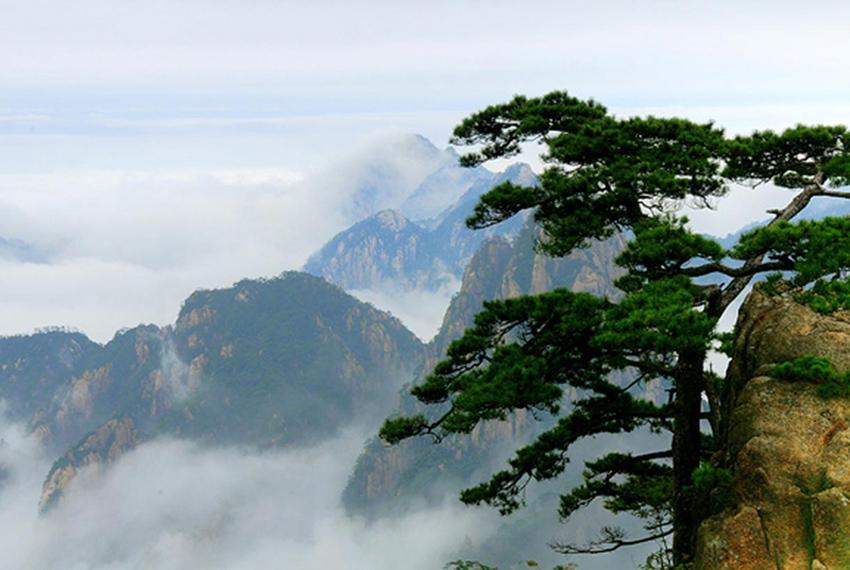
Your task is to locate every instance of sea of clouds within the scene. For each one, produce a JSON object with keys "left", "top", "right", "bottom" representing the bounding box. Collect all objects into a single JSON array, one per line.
[
  {"left": 0, "top": 405, "right": 670, "bottom": 570},
  {"left": 0, "top": 414, "right": 508, "bottom": 570}
]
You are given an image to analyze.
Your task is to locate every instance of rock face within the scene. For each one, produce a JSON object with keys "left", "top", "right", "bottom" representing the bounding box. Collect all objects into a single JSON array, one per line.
[
  {"left": 39, "top": 415, "right": 142, "bottom": 514},
  {"left": 695, "top": 287, "right": 850, "bottom": 570},
  {"left": 0, "top": 331, "right": 100, "bottom": 423},
  {"left": 29, "top": 325, "right": 167, "bottom": 451},
  {"left": 303, "top": 209, "right": 431, "bottom": 290}
]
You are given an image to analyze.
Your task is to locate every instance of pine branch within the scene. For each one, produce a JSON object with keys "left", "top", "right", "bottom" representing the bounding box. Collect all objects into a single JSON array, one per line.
[
  {"left": 820, "top": 190, "right": 850, "bottom": 199},
  {"left": 713, "top": 172, "right": 825, "bottom": 317},
  {"left": 552, "top": 526, "right": 673, "bottom": 555},
  {"left": 682, "top": 259, "right": 792, "bottom": 279}
]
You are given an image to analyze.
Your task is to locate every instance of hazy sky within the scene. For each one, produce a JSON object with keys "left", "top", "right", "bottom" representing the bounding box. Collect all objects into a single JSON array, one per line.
[{"left": 2, "top": 0, "right": 850, "bottom": 341}]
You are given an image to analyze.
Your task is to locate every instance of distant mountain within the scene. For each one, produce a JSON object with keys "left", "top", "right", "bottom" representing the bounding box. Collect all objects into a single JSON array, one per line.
[
  {"left": 315, "top": 134, "right": 476, "bottom": 224},
  {"left": 304, "top": 164, "right": 535, "bottom": 291},
  {"left": 0, "top": 236, "right": 48, "bottom": 263},
  {"left": 398, "top": 152, "right": 493, "bottom": 221},
  {"left": 800, "top": 195, "right": 850, "bottom": 220},
  {"left": 336, "top": 221, "right": 629, "bottom": 570},
  {"left": 16, "top": 272, "right": 424, "bottom": 453},
  {"left": 0, "top": 272, "right": 425, "bottom": 510},
  {"left": 161, "top": 273, "right": 423, "bottom": 445}
]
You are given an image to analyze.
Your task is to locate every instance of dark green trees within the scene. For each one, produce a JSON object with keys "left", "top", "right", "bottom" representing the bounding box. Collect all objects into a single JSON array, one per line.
[{"left": 380, "top": 91, "right": 850, "bottom": 567}]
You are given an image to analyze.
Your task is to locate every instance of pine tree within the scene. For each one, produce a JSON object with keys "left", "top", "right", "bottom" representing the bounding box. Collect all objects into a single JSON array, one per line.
[{"left": 380, "top": 91, "right": 850, "bottom": 567}]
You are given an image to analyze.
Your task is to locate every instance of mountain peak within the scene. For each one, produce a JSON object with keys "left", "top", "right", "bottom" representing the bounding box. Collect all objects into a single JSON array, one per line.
[
  {"left": 498, "top": 162, "right": 536, "bottom": 185},
  {"left": 374, "top": 209, "right": 410, "bottom": 231}
]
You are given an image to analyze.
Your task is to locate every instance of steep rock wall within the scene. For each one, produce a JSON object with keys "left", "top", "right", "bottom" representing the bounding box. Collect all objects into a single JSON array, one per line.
[{"left": 695, "top": 287, "right": 850, "bottom": 570}]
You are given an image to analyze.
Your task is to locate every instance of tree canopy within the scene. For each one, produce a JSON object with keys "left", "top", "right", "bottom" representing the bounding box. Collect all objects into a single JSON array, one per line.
[{"left": 380, "top": 91, "right": 850, "bottom": 568}]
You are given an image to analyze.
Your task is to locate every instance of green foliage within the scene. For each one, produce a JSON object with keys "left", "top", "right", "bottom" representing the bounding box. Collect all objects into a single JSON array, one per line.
[
  {"left": 378, "top": 415, "right": 428, "bottom": 445},
  {"left": 723, "top": 125, "right": 849, "bottom": 188},
  {"left": 690, "top": 463, "right": 733, "bottom": 513},
  {"left": 795, "top": 277, "right": 850, "bottom": 314},
  {"left": 732, "top": 217, "right": 850, "bottom": 286},
  {"left": 558, "top": 451, "right": 673, "bottom": 522},
  {"left": 639, "top": 551, "right": 676, "bottom": 570},
  {"left": 615, "top": 218, "right": 724, "bottom": 291},
  {"left": 713, "top": 332, "right": 734, "bottom": 358},
  {"left": 382, "top": 290, "right": 611, "bottom": 444},
  {"left": 759, "top": 272, "right": 787, "bottom": 297},
  {"left": 451, "top": 92, "right": 609, "bottom": 167},
  {"left": 453, "top": 92, "right": 726, "bottom": 256},
  {"left": 772, "top": 355, "right": 850, "bottom": 398},
  {"left": 599, "top": 276, "right": 716, "bottom": 356}
]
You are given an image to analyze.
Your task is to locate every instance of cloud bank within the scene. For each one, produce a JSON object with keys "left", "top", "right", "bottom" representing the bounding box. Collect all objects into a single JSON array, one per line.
[{"left": 0, "top": 417, "right": 505, "bottom": 570}]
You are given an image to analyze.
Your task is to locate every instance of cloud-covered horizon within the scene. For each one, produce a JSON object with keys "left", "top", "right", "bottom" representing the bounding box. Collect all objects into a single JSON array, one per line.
[
  {"left": 3, "top": 0, "right": 848, "bottom": 347},
  {"left": 0, "top": 125, "right": 825, "bottom": 344},
  {"left": 0, "top": 132, "right": 471, "bottom": 342}
]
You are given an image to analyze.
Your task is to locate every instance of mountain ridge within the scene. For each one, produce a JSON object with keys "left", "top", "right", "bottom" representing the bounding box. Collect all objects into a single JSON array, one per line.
[{"left": 304, "top": 163, "right": 535, "bottom": 292}]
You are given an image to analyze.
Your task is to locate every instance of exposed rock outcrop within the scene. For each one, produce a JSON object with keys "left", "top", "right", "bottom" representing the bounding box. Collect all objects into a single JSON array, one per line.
[
  {"left": 11, "top": 272, "right": 424, "bottom": 456},
  {"left": 0, "top": 331, "right": 99, "bottom": 423},
  {"left": 695, "top": 287, "right": 850, "bottom": 570},
  {"left": 39, "top": 415, "right": 142, "bottom": 515}
]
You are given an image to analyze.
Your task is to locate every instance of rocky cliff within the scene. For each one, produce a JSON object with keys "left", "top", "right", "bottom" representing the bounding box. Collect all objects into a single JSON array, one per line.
[
  {"left": 39, "top": 415, "right": 143, "bottom": 514},
  {"left": 0, "top": 330, "right": 99, "bottom": 423},
  {"left": 695, "top": 286, "right": 850, "bottom": 570},
  {"left": 29, "top": 325, "right": 167, "bottom": 451}
]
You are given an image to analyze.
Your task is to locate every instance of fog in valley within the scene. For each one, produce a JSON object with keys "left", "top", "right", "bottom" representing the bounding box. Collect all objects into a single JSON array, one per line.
[
  {"left": 0, "top": 403, "right": 671, "bottom": 570},
  {"left": 0, "top": 415, "right": 502, "bottom": 570}
]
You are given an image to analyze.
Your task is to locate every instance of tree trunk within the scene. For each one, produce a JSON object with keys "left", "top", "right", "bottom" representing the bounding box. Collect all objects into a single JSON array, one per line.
[{"left": 671, "top": 349, "right": 705, "bottom": 566}]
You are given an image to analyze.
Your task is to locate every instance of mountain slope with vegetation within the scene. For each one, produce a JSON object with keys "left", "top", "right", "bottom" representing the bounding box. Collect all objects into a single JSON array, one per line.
[{"left": 0, "top": 272, "right": 425, "bottom": 511}]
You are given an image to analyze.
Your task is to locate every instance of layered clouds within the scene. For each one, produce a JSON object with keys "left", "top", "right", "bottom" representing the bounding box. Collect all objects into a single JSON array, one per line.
[
  {"left": 0, "top": 407, "right": 671, "bottom": 570},
  {"left": 0, "top": 417, "right": 503, "bottom": 570}
]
